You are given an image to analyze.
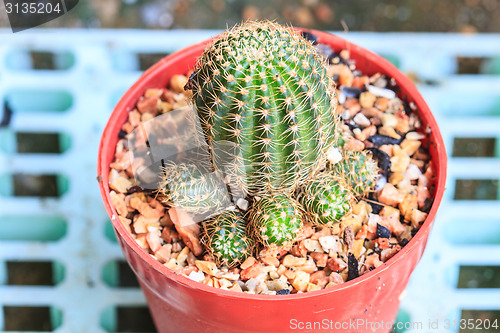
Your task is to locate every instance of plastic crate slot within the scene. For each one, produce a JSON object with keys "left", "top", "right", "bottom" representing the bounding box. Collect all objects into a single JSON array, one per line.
[
  {"left": 393, "top": 308, "right": 412, "bottom": 333},
  {"left": 457, "top": 266, "right": 500, "bottom": 289},
  {"left": 0, "top": 174, "right": 69, "bottom": 198},
  {"left": 5, "top": 261, "right": 64, "bottom": 286},
  {"left": 454, "top": 179, "right": 498, "bottom": 201},
  {"left": 452, "top": 137, "right": 496, "bottom": 158},
  {"left": 456, "top": 56, "right": 489, "bottom": 74},
  {"left": 444, "top": 218, "right": 500, "bottom": 245},
  {"left": 100, "top": 306, "right": 155, "bottom": 333},
  {"left": 102, "top": 260, "right": 139, "bottom": 288},
  {"left": 105, "top": 220, "right": 118, "bottom": 243},
  {"left": 0, "top": 215, "right": 67, "bottom": 241},
  {"left": 138, "top": 53, "right": 170, "bottom": 71},
  {"left": 5, "top": 50, "right": 75, "bottom": 70},
  {"left": 460, "top": 310, "right": 500, "bottom": 332},
  {"left": 4, "top": 90, "right": 73, "bottom": 113},
  {"left": 456, "top": 56, "right": 500, "bottom": 75},
  {"left": 481, "top": 57, "right": 500, "bottom": 75},
  {"left": 2, "top": 306, "right": 62, "bottom": 331},
  {"left": 0, "top": 130, "right": 71, "bottom": 154}
]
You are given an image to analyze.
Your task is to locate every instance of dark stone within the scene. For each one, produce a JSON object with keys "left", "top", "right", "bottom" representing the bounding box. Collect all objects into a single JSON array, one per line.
[
  {"left": 376, "top": 223, "right": 391, "bottom": 239},
  {"left": 367, "top": 135, "right": 403, "bottom": 147},
  {"left": 365, "top": 147, "right": 391, "bottom": 178},
  {"left": 276, "top": 289, "right": 291, "bottom": 295},
  {"left": 341, "top": 86, "right": 363, "bottom": 98},
  {"left": 347, "top": 253, "right": 360, "bottom": 281}
]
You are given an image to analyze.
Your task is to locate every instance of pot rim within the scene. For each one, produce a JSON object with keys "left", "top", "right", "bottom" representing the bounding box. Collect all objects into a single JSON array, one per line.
[{"left": 97, "top": 28, "right": 447, "bottom": 301}]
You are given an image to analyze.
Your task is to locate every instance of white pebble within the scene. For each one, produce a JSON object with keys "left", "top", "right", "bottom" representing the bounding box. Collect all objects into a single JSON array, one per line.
[
  {"left": 326, "top": 147, "right": 342, "bottom": 165},
  {"left": 382, "top": 114, "right": 398, "bottom": 128},
  {"left": 367, "top": 85, "right": 396, "bottom": 99},
  {"left": 375, "top": 176, "right": 387, "bottom": 192},
  {"left": 187, "top": 270, "right": 205, "bottom": 283},
  {"left": 406, "top": 131, "right": 425, "bottom": 140},
  {"left": 236, "top": 198, "right": 249, "bottom": 211},
  {"left": 373, "top": 76, "right": 388, "bottom": 88},
  {"left": 303, "top": 239, "right": 323, "bottom": 252},
  {"left": 338, "top": 92, "right": 346, "bottom": 104},
  {"left": 341, "top": 110, "right": 350, "bottom": 120},
  {"left": 246, "top": 278, "right": 260, "bottom": 292},
  {"left": 353, "top": 113, "right": 371, "bottom": 127},
  {"left": 318, "top": 235, "right": 340, "bottom": 252},
  {"left": 404, "top": 164, "right": 423, "bottom": 180}
]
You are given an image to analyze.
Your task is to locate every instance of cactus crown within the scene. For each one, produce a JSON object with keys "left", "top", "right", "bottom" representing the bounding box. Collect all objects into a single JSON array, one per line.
[
  {"left": 187, "top": 20, "right": 339, "bottom": 195},
  {"left": 248, "top": 194, "right": 303, "bottom": 247}
]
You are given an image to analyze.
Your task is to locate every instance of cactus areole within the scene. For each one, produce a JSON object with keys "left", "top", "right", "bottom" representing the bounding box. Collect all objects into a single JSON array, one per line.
[{"left": 186, "top": 21, "right": 339, "bottom": 195}]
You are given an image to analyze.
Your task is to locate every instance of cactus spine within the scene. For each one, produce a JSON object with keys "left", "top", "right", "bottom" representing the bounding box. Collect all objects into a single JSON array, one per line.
[
  {"left": 299, "top": 173, "right": 352, "bottom": 225},
  {"left": 248, "top": 194, "right": 303, "bottom": 247},
  {"left": 186, "top": 21, "right": 340, "bottom": 196},
  {"left": 202, "top": 209, "right": 253, "bottom": 267},
  {"left": 332, "top": 150, "right": 378, "bottom": 197}
]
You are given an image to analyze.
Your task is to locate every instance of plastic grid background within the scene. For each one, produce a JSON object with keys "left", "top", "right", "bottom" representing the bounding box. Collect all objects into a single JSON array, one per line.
[{"left": 0, "top": 30, "right": 500, "bottom": 333}]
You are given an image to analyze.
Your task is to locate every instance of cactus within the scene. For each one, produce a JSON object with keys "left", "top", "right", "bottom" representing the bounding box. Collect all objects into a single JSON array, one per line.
[
  {"left": 186, "top": 20, "right": 340, "bottom": 196},
  {"left": 248, "top": 194, "right": 303, "bottom": 247},
  {"left": 332, "top": 150, "right": 378, "bottom": 197},
  {"left": 202, "top": 209, "right": 253, "bottom": 267},
  {"left": 159, "top": 163, "right": 231, "bottom": 214},
  {"left": 154, "top": 21, "right": 383, "bottom": 270},
  {"left": 299, "top": 173, "right": 352, "bottom": 225}
]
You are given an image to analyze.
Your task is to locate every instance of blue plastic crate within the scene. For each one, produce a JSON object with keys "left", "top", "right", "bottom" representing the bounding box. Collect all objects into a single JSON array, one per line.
[{"left": 1, "top": 29, "right": 500, "bottom": 333}]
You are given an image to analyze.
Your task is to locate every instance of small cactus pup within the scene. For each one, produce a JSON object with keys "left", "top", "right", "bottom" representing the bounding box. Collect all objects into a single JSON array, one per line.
[
  {"left": 185, "top": 20, "right": 340, "bottom": 196},
  {"left": 298, "top": 173, "right": 353, "bottom": 226},
  {"left": 202, "top": 208, "right": 253, "bottom": 267},
  {"left": 248, "top": 194, "right": 303, "bottom": 247},
  {"left": 159, "top": 163, "right": 231, "bottom": 216},
  {"left": 332, "top": 150, "right": 379, "bottom": 197}
]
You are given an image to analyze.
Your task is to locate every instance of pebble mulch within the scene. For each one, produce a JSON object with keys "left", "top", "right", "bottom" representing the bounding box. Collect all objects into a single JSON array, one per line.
[{"left": 107, "top": 40, "right": 435, "bottom": 295}]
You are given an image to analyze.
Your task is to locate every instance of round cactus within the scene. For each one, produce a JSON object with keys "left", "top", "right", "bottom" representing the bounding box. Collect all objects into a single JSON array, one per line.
[
  {"left": 332, "top": 150, "right": 378, "bottom": 197},
  {"left": 202, "top": 209, "right": 253, "bottom": 267},
  {"left": 186, "top": 20, "right": 340, "bottom": 195},
  {"left": 298, "top": 173, "right": 352, "bottom": 225},
  {"left": 248, "top": 194, "right": 303, "bottom": 247},
  {"left": 159, "top": 163, "right": 230, "bottom": 214}
]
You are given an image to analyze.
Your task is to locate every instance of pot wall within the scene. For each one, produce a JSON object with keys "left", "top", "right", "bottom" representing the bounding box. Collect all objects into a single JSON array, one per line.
[{"left": 98, "top": 30, "right": 446, "bottom": 333}]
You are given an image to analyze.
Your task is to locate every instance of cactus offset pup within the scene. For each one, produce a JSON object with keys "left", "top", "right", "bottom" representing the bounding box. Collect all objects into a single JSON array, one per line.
[{"left": 202, "top": 209, "right": 253, "bottom": 267}]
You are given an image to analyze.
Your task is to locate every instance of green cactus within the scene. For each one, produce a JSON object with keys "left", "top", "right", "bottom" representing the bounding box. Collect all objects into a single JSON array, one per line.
[
  {"left": 248, "top": 194, "right": 303, "bottom": 247},
  {"left": 202, "top": 209, "right": 253, "bottom": 267},
  {"left": 186, "top": 20, "right": 340, "bottom": 196},
  {"left": 332, "top": 150, "right": 378, "bottom": 197},
  {"left": 159, "top": 163, "right": 230, "bottom": 214},
  {"left": 298, "top": 173, "right": 352, "bottom": 225}
]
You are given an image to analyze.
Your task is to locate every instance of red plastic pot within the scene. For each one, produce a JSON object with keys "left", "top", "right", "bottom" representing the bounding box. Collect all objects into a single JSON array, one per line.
[{"left": 98, "top": 29, "right": 446, "bottom": 333}]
